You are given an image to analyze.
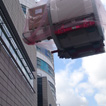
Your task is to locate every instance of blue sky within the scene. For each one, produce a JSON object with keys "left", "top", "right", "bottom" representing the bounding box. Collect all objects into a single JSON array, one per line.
[
  {"left": 54, "top": 1, "right": 106, "bottom": 106},
  {"left": 54, "top": 52, "right": 106, "bottom": 106}
]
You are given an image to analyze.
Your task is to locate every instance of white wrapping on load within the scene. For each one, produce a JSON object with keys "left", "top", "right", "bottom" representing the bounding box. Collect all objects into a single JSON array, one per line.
[
  {"left": 50, "top": 0, "right": 94, "bottom": 23},
  {"left": 50, "top": 0, "right": 106, "bottom": 27}
]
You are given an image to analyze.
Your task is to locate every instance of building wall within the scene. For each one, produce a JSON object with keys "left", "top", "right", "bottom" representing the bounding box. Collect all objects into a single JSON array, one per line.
[
  {"left": 37, "top": 77, "right": 56, "bottom": 106},
  {"left": 37, "top": 68, "right": 55, "bottom": 85},
  {"left": 48, "top": 80, "right": 57, "bottom": 106},
  {"left": 2, "top": 0, "right": 37, "bottom": 71},
  {"left": 42, "top": 77, "right": 56, "bottom": 106},
  {"left": 37, "top": 49, "right": 54, "bottom": 69},
  {"left": 42, "top": 77, "right": 48, "bottom": 106},
  {"left": 36, "top": 46, "right": 56, "bottom": 100},
  {"left": 0, "top": 44, "right": 36, "bottom": 106},
  {"left": 0, "top": 0, "right": 37, "bottom": 106},
  {"left": 36, "top": 46, "right": 55, "bottom": 81}
]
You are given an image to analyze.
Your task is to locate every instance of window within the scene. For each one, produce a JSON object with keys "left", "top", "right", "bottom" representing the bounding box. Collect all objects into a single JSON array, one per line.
[
  {"left": 37, "top": 58, "right": 41, "bottom": 68},
  {"left": 37, "top": 57, "right": 54, "bottom": 77},
  {"left": 36, "top": 46, "right": 41, "bottom": 51},
  {"left": 45, "top": 49, "right": 51, "bottom": 59},
  {"left": 37, "top": 78, "right": 43, "bottom": 106},
  {"left": 0, "top": 12, "right": 35, "bottom": 92},
  {"left": 48, "top": 65, "right": 54, "bottom": 75},
  {"left": 21, "top": 4, "right": 26, "bottom": 14},
  {"left": 36, "top": 46, "right": 53, "bottom": 62},
  {"left": 49, "top": 81, "right": 55, "bottom": 93}
]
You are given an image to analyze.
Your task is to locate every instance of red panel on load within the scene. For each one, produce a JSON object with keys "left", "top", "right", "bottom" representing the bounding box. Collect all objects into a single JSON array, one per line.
[{"left": 55, "top": 21, "right": 95, "bottom": 35}]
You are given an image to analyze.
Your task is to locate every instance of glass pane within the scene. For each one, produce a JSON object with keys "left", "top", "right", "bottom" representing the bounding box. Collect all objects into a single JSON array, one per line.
[
  {"left": 10, "top": 38, "right": 17, "bottom": 49},
  {"left": 0, "top": 15, "right": 34, "bottom": 89},
  {"left": 17, "top": 49, "right": 23, "bottom": 59}
]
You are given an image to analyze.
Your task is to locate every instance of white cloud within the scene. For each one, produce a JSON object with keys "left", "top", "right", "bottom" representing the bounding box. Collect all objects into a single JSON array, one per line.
[
  {"left": 82, "top": 53, "right": 106, "bottom": 105},
  {"left": 95, "top": 89, "right": 106, "bottom": 106},
  {"left": 101, "top": 0, "right": 106, "bottom": 5},
  {"left": 55, "top": 60, "right": 88, "bottom": 106},
  {"left": 56, "top": 53, "right": 106, "bottom": 106},
  {"left": 95, "top": 93, "right": 106, "bottom": 106},
  {"left": 69, "top": 69, "right": 84, "bottom": 87},
  {"left": 82, "top": 54, "right": 106, "bottom": 88},
  {"left": 76, "top": 82, "right": 94, "bottom": 96}
]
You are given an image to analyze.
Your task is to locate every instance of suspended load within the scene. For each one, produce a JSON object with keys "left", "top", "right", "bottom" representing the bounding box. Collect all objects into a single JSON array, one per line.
[
  {"left": 23, "top": 0, "right": 106, "bottom": 59},
  {"left": 23, "top": 3, "right": 52, "bottom": 45},
  {"left": 50, "top": 0, "right": 106, "bottom": 58}
]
